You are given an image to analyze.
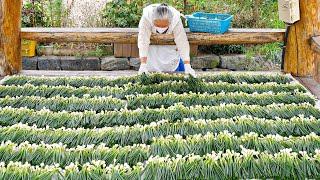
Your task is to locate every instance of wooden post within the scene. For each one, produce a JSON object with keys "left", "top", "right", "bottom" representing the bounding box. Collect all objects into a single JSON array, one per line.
[
  {"left": 0, "top": 0, "right": 22, "bottom": 76},
  {"left": 284, "top": 0, "right": 320, "bottom": 77},
  {"left": 311, "top": 36, "right": 320, "bottom": 82}
]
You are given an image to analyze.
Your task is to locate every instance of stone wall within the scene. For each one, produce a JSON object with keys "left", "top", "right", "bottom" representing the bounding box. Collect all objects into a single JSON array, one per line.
[{"left": 23, "top": 54, "right": 281, "bottom": 71}]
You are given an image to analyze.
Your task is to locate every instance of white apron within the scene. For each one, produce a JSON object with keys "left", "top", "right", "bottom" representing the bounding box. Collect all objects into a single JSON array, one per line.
[
  {"left": 146, "top": 45, "right": 180, "bottom": 72},
  {"left": 139, "top": 4, "right": 186, "bottom": 72}
]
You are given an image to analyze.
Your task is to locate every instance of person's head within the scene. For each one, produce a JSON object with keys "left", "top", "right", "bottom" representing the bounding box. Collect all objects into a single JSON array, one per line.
[{"left": 152, "top": 3, "right": 173, "bottom": 34}]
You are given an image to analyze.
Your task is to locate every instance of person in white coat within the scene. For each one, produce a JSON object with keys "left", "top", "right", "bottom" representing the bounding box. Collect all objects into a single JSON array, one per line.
[{"left": 138, "top": 3, "right": 196, "bottom": 77}]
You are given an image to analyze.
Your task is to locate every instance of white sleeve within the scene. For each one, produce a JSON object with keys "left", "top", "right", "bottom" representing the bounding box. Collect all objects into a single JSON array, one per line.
[
  {"left": 138, "top": 16, "right": 152, "bottom": 58},
  {"left": 173, "top": 19, "right": 190, "bottom": 61}
]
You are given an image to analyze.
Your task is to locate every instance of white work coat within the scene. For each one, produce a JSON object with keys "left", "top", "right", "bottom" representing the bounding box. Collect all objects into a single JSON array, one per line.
[{"left": 138, "top": 4, "right": 190, "bottom": 72}]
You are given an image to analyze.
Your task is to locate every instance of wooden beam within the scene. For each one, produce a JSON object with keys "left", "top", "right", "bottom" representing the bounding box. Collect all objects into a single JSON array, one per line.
[
  {"left": 0, "top": 0, "right": 22, "bottom": 76},
  {"left": 21, "top": 28, "right": 285, "bottom": 45},
  {"left": 284, "top": 0, "right": 320, "bottom": 77},
  {"left": 311, "top": 36, "right": 320, "bottom": 83}
]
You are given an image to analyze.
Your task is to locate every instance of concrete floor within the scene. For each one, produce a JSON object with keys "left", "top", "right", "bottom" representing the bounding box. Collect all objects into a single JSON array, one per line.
[
  {"left": 294, "top": 76, "right": 320, "bottom": 109},
  {"left": 18, "top": 69, "right": 282, "bottom": 77}
]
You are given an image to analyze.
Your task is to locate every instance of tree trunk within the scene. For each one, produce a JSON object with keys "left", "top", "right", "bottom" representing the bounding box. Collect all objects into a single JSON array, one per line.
[
  {"left": 284, "top": 0, "right": 320, "bottom": 77},
  {"left": 0, "top": 0, "right": 22, "bottom": 76}
]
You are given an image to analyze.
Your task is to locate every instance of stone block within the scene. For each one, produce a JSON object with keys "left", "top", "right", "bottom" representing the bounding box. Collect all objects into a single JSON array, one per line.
[
  {"left": 82, "top": 57, "right": 101, "bottom": 70},
  {"left": 129, "top": 58, "right": 141, "bottom": 70},
  {"left": 191, "top": 54, "right": 220, "bottom": 69},
  {"left": 60, "top": 56, "right": 82, "bottom": 71},
  {"left": 22, "top": 57, "right": 38, "bottom": 70},
  {"left": 101, "top": 56, "right": 130, "bottom": 71},
  {"left": 38, "top": 56, "right": 61, "bottom": 70}
]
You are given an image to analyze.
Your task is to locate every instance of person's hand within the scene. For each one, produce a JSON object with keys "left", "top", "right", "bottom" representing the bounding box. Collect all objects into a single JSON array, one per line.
[
  {"left": 184, "top": 64, "right": 196, "bottom": 77},
  {"left": 138, "top": 63, "right": 149, "bottom": 75}
]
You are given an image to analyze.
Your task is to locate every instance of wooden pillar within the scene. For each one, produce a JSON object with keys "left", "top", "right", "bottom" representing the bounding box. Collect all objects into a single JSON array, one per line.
[
  {"left": 0, "top": 0, "right": 22, "bottom": 76},
  {"left": 284, "top": 0, "right": 320, "bottom": 77},
  {"left": 311, "top": 36, "right": 320, "bottom": 82}
]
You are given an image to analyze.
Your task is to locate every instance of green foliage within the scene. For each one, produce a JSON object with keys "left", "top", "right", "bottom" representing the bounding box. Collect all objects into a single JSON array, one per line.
[
  {"left": 3, "top": 73, "right": 293, "bottom": 87},
  {"left": 0, "top": 141, "right": 149, "bottom": 167},
  {"left": 22, "top": 0, "right": 64, "bottom": 27},
  {"left": 44, "top": 0, "right": 64, "bottom": 27},
  {"left": 0, "top": 103, "right": 318, "bottom": 128},
  {"left": 199, "top": 44, "right": 246, "bottom": 55},
  {"left": 102, "top": 0, "right": 144, "bottom": 27},
  {"left": 101, "top": 0, "right": 284, "bottom": 29},
  {"left": 0, "top": 132, "right": 319, "bottom": 168},
  {"left": 151, "top": 131, "right": 320, "bottom": 156},
  {"left": 259, "top": 0, "right": 285, "bottom": 29},
  {"left": 0, "top": 150, "right": 319, "bottom": 179},
  {"left": 22, "top": 0, "right": 47, "bottom": 27},
  {"left": 85, "top": 45, "right": 113, "bottom": 58},
  {"left": 0, "top": 116, "right": 319, "bottom": 147},
  {"left": 245, "top": 42, "right": 283, "bottom": 64},
  {"left": 0, "top": 81, "right": 306, "bottom": 100},
  {"left": 0, "top": 95, "right": 125, "bottom": 112},
  {"left": 127, "top": 91, "right": 315, "bottom": 108},
  {"left": 0, "top": 73, "right": 318, "bottom": 178},
  {"left": 0, "top": 91, "right": 313, "bottom": 112}
]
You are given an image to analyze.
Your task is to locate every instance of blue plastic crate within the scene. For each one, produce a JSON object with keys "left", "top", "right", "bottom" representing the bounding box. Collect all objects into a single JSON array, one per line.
[{"left": 186, "top": 12, "right": 233, "bottom": 34}]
